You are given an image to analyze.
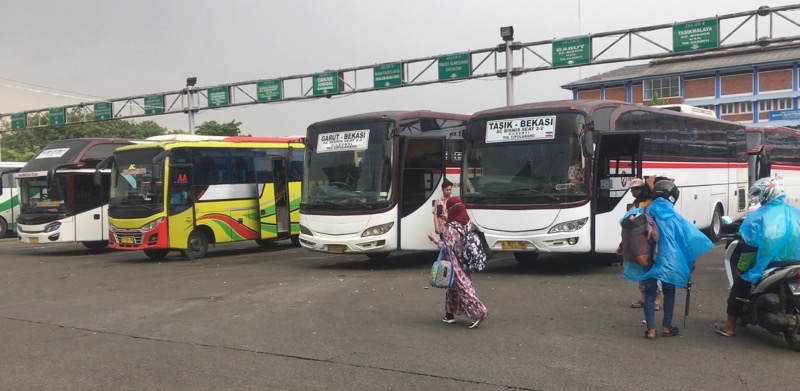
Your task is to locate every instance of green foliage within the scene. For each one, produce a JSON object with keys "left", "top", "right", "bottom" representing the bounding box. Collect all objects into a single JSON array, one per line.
[
  {"left": 0, "top": 115, "right": 167, "bottom": 160},
  {"left": 647, "top": 90, "right": 669, "bottom": 106},
  {"left": 196, "top": 119, "right": 245, "bottom": 136}
]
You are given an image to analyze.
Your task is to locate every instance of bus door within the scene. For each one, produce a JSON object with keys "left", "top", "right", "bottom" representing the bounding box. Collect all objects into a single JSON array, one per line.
[
  {"left": 592, "top": 132, "right": 643, "bottom": 252},
  {"left": 398, "top": 136, "right": 446, "bottom": 251},
  {"left": 74, "top": 173, "right": 110, "bottom": 242},
  {"left": 254, "top": 157, "right": 288, "bottom": 240},
  {"left": 166, "top": 164, "right": 195, "bottom": 249}
]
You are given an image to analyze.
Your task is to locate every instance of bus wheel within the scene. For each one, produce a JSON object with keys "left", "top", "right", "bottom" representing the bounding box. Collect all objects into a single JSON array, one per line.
[
  {"left": 290, "top": 235, "right": 300, "bottom": 247},
  {"left": 144, "top": 249, "right": 170, "bottom": 260},
  {"left": 0, "top": 218, "right": 7, "bottom": 237},
  {"left": 181, "top": 230, "right": 209, "bottom": 259},
  {"left": 366, "top": 252, "right": 390, "bottom": 261},
  {"left": 82, "top": 240, "right": 108, "bottom": 251},
  {"left": 514, "top": 252, "right": 539, "bottom": 264},
  {"left": 705, "top": 206, "right": 723, "bottom": 243}
]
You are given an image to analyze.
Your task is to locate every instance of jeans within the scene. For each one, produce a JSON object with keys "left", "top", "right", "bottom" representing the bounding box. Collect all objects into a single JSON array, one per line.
[{"left": 643, "top": 278, "right": 676, "bottom": 330}]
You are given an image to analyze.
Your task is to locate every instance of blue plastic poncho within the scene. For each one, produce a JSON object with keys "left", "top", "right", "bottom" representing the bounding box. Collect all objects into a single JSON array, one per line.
[
  {"left": 739, "top": 194, "right": 800, "bottom": 283},
  {"left": 622, "top": 197, "right": 714, "bottom": 287}
]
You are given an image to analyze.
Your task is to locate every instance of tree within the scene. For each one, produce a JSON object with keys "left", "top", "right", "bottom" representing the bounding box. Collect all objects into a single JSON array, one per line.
[
  {"left": 195, "top": 119, "right": 245, "bottom": 136},
  {"left": 0, "top": 114, "right": 168, "bottom": 161},
  {"left": 647, "top": 90, "right": 669, "bottom": 106}
]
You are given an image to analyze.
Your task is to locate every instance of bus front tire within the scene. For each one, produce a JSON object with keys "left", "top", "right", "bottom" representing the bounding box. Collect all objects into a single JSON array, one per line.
[
  {"left": 181, "top": 230, "right": 209, "bottom": 260},
  {"left": 513, "top": 251, "right": 539, "bottom": 264},
  {"left": 0, "top": 218, "right": 7, "bottom": 237},
  {"left": 290, "top": 235, "right": 300, "bottom": 247},
  {"left": 144, "top": 249, "right": 170, "bottom": 260},
  {"left": 82, "top": 240, "right": 108, "bottom": 251}
]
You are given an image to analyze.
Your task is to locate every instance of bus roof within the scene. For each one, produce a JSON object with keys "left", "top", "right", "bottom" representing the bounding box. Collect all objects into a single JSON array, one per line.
[
  {"left": 113, "top": 137, "right": 305, "bottom": 152},
  {"left": 746, "top": 125, "right": 800, "bottom": 135},
  {"left": 470, "top": 99, "right": 742, "bottom": 125},
  {"left": 19, "top": 138, "right": 139, "bottom": 173},
  {"left": 308, "top": 110, "right": 469, "bottom": 128}
]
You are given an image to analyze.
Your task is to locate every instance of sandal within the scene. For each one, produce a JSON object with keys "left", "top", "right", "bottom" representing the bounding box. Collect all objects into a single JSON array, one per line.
[
  {"left": 662, "top": 325, "right": 680, "bottom": 337},
  {"left": 713, "top": 323, "right": 734, "bottom": 337},
  {"left": 645, "top": 329, "right": 657, "bottom": 340},
  {"left": 655, "top": 303, "right": 663, "bottom": 311},
  {"left": 630, "top": 300, "right": 644, "bottom": 308}
]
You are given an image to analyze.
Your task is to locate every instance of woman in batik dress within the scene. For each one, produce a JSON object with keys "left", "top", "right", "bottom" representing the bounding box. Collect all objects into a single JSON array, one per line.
[{"left": 428, "top": 196, "right": 489, "bottom": 329}]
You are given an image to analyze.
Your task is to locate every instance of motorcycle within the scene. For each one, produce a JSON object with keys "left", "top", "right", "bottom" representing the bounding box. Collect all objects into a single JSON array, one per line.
[{"left": 721, "top": 216, "right": 800, "bottom": 350}]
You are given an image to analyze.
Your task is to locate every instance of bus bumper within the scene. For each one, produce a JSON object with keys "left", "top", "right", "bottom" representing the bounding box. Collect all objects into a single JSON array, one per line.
[
  {"left": 17, "top": 221, "right": 75, "bottom": 244},
  {"left": 109, "top": 221, "right": 168, "bottom": 250}
]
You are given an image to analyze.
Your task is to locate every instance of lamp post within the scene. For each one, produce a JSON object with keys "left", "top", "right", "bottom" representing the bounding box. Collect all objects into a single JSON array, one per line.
[
  {"left": 186, "top": 77, "right": 197, "bottom": 135},
  {"left": 500, "top": 26, "right": 515, "bottom": 106}
]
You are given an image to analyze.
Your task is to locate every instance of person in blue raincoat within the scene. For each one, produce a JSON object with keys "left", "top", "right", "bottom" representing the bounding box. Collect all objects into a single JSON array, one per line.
[
  {"left": 713, "top": 177, "right": 800, "bottom": 337},
  {"left": 621, "top": 180, "right": 714, "bottom": 340}
]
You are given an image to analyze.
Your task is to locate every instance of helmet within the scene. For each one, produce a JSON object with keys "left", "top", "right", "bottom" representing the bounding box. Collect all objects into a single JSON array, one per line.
[
  {"left": 653, "top": 180, "right": 679, "bottom": 204},
  {"left": 749, "top": 177, "right": 784, "bottom": 205}
]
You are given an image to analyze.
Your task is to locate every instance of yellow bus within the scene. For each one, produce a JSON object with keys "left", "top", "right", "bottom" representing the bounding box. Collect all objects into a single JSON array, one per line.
[{"left": 103, "top": 136, "right": 304, "bottom": 260}]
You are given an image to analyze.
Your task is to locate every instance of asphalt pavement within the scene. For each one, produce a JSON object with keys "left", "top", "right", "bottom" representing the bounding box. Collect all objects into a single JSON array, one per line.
[{"left": 0, "top": 237, "right": 796, "bottom": 390}]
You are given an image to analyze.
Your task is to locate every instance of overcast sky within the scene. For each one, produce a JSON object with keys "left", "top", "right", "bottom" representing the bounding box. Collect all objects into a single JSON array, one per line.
[{"left": 2, "top": 0, "right": 799, "bottom": 136}]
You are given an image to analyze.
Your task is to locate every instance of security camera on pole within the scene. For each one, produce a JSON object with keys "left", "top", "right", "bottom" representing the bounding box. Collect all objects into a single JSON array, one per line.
[{"left": 185, "top": 77, "right": 198, "bottom": 135}]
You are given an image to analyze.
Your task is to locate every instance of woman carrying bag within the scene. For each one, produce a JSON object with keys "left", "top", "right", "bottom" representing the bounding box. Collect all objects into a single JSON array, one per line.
[{"left": 428, "top": 197, "right": 489, "bottom": 329}]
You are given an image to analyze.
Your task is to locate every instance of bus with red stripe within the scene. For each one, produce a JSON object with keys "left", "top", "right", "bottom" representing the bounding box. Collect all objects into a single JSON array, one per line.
[
  {"left": 460, "top": 100, "right": 748, "bottom": 263},
  {"left": 298, "top": 111, "right": 468, "bottom": 260},
  {"left": 746, "top": 125, "right": 800, "bottom": 207},
  {"left": 104, "top": 136, "right": 304, "bottom": 260},
  {"left": 15, "top": 139, "right": 140, "bottom": 250}
]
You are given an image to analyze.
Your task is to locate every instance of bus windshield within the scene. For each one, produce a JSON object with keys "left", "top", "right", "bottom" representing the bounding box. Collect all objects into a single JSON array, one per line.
[
  {"left": 303, "top": 122, "right": 393, "bottom": 211},
  {"left": 109, "top": 148, "right": 165, "bottom": 216},
  {"left": 462, "top": 113, "right": 587, "bottom": 205},
  {"left": 18, "top": 172, "right": 105, "bottom": 216}
]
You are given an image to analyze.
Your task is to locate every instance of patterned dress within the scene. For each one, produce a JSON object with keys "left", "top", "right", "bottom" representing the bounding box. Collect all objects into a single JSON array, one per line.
[{"left": 439, "top": 221, "right": 489, "bottom": 321}]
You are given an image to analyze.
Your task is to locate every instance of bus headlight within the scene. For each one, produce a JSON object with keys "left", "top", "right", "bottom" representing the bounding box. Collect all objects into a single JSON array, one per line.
[
  {"left": 549, "top": 218, "right": 587, "bottom": 233},
  {"left": 44, "top": 222, "right": 61, "bottom": 233},
  {"left": 139, "top": 217, "right": 164, "bottom": 232},
  {"left": 300, "top": 224, "right": 312, "bottom": 235},
  {"left": 362, "top": 222, "right": 394, "bottom": 237}
]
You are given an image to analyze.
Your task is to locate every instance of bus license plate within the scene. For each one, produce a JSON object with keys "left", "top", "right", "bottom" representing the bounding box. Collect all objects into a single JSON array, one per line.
[
  {"left": 328, "top": 245, "right": 347, "bottom": 253},
  {"left": 121, "top": 236, "right": 134, "bottom": 244},
  {"left": 789, "top": 283, "right": 800, "bottom": 296},
  {"left": 501, "top": 241, "right": 526, "bottom": 250},
  {"left": 28, "top": 237, "right": 39, "bottom": 244}
]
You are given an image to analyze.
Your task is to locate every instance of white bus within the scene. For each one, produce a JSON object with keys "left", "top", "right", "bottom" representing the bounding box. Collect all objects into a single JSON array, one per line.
[
  {"left": 0, "top": 162, "right": 26, "bottom": 237},
  {"left": 15, "top": 138, "right": 138, "bottom": 250},
  {"left": 298, "top": 111, "right": 468, "bottom": 260},
  {"left": 461, "top": 99, "right": 749, "bottom": 263},
  {"left": 746, "top": 125, "right": 800, "bottom": 208}
]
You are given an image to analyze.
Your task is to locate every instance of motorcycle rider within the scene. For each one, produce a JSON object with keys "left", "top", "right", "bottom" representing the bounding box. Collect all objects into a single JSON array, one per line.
[
  {"left": 622, "top": 180, "right": 714, "bottom": 339},
  {"left": 713, "top": 177, "right": 800, "bottom": 337}
]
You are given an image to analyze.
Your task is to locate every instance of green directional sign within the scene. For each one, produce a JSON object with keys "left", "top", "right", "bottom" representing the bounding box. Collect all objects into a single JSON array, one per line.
[
  {"left": 49, "top": 107, "right": 65, "bottom": 125},
  {"left": 374, "top": 63, "right": 403, "bottom": 89},
  {"left": 144, "top": 95, "right": 164, "bottom": 115},
  {"left": 10, "top": 113, "right": 26, "bottom": 130},
  {"left": 257, "top": 79, "right": 282, "bottom": 102},
  {"left": 673, "top": 18, "right": 719, "bottom": 52},
  {"left": 207, "top": 86, "right": 230, "bottom": 107},
  {"left": 313, "top": 72, "right": 341, "bottom": 96},
  {"left": 438, "top": 53, "right": 470, "bottom": 80},
  {"left": 552, "top": 36, "right": 591, "bottom": 68},
  {"left": 93, "top": 102, "right": 112, "bottom": 120}
]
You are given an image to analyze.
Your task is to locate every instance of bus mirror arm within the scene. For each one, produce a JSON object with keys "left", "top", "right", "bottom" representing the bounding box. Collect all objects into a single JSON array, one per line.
[
  {"left": 580, "top": 130, "right": 595, "bottom": 158},
  {"left": 152, "top": 150, "right": 171, "bottom": 165},
  {"left": 47, "top": 163, "right": 78, "bottom": 190},
  {"left": 93, "top": 156, "right": 114, "bottom": 186}
]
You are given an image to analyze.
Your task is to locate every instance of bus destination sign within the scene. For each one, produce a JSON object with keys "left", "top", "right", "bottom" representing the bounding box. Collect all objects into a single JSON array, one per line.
[
  {"left": 316, "top": 130, "right": 370, "bottom": 153},
  {"left": 485, "top": 116, "right": 556, "bottom": 143}
]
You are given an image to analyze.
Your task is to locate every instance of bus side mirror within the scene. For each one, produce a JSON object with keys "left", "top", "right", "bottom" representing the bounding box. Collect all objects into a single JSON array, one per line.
[
  {"left": 93, "top": 169, "right": 102, "bottom": 186},
  {"left": 580, "top": 131, "right": 595, "bottom": 158}
]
